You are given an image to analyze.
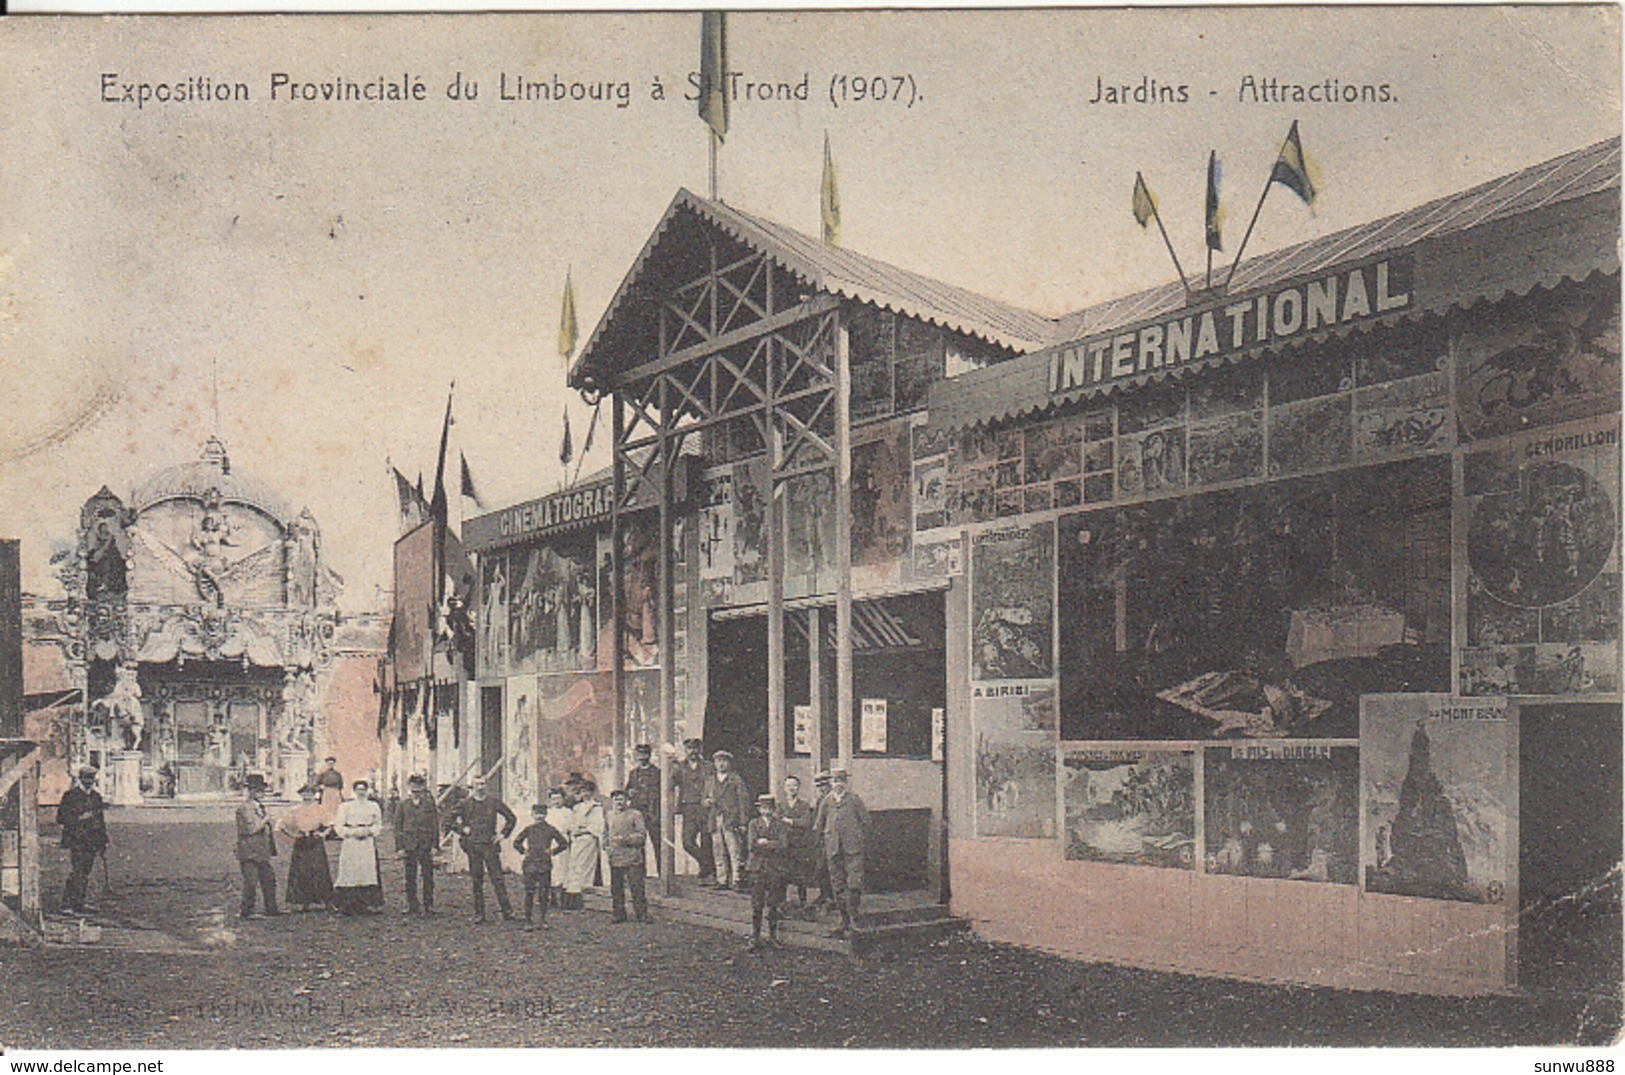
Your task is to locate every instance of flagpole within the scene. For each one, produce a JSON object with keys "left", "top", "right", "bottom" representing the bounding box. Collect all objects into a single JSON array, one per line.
[
  {"left": 710, "top": 130, "right": 719, "bottom": 201},
  {"left": 1149, "top": 206, "right": 1193, "bottom": 301},
  {"left": 1224, "top": 177, "right": 1274, "bottom": 291}
]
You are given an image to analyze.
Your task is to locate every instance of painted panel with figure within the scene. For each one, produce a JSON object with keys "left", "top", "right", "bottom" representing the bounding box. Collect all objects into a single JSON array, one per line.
[
  {"left": 971, "top": 522, "right": 1054, "bottom": 682},
  {"left": 1362, "top": 694, "right": 1513, "bottom": 904},
  {"left": 1203, "top": 743, "right": 1359, "bottom": 884},
  {"left": 1062, "top": 747, "right": 1195, "bottom": 869}
]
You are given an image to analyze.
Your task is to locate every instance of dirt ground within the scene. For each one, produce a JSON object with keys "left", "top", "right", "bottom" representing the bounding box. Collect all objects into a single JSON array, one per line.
[{"left": 1, "top": 813, "right": 1618, "bottom": 1049}]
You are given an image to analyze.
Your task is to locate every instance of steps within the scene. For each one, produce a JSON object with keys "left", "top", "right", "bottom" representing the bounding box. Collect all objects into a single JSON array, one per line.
[{"left": 583, "top": 879, "right": 966, "bottom": 955}]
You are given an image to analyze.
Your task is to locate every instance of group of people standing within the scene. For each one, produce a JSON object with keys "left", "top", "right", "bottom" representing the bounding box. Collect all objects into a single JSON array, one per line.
[
  {"left": 58, "top": 742, "right": 875, "bottom": 954},
  {"left": 670, "top": 738, "right": 873, "bottom": 946}
]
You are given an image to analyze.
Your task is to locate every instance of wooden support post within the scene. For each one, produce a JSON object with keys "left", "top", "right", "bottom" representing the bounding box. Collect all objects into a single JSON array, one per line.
[
  {"left": 658, "top": 396, "right": 678, "bottom": 893},
  {"left": 611, "top": 393, "right": 628, "bottom": 792},
  {"left": 808, "top": 605, "right": 823, "bottom": 773},
  {"left": 834, "top": 318, "right": 854, "bottom": 768},
  {"left": 19, "top": 762, "right": 38, "bottom": 925},
  {"left": 767, "top": 423, "right": 786, "bottom": 797}
]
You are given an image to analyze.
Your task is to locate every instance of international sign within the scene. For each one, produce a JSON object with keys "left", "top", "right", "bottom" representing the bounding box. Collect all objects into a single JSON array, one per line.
[{"left": 1049, "top": 256, "right": 1413, "bottom": 397}]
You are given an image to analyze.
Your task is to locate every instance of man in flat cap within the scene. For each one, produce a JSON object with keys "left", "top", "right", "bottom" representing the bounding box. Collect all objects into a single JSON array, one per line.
[
  {"left": 56, "top": 765, "right": 107, "bottom": 915},
  {"left": 394, "top": 773, "right": 440, "bottom": 916},
  {"left": 704, "top": 750, "right": 750, "bottom": 891},
  {"left": 746, "top": 793, "right": 791, "bottom": 950},
  {"left": 624, "top": 743, "right": 661, "bottom": 875},
  {"left": 671, "top": 737, "right": 714, "bottom": 883},
  {"left": 817, "top": 767, "right": 871, "bottom": 938}
]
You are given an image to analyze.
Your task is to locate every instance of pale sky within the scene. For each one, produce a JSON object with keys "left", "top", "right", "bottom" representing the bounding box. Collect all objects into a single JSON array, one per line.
[{"left": 0, "top": 8, "right": 1618, "bottom": 609}]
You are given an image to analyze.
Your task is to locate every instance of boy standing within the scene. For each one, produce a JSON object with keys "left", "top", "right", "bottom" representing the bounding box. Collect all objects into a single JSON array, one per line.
[
  {"left": 512, "top": 803, "right": 570, "bottom": 929},
  {"left": 605, "top": 789, "right": 650, "bottom": 923},
  {"left": 746, "top": 793, "right": 791, "bottom": 950}
]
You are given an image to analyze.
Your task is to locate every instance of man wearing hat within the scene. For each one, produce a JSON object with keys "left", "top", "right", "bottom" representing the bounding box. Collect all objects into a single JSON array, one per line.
[
  {"left": 394, "top": 774, "right": 440, "bottom": 915},
  {"left": 624, "top": 744, "right": 661, "bottom": 875},
  {"left": 817, "top": 767, "right": 871, "bottom": 938},
  {"left": 671, "top": 738, "right": 714, "bottom": 883},
  {"left": 808, "top": 771, "right": 836, "bottom": 911},
  {"left": 235, "top": 774, "right": 280, "bottom": 919},
  {"left": 704, "top": 750, "right": 751, "bottom": 891},
  {"left": 56, "top": 765, "right": 108, "bottom": 915},
  {"left": 746, "top": 793, "right": 791, "bottom": 949},
  {"left": 604, "top": 789, "right": 650, "bottom": 923},
  {"left": 451, "top": 776, "right": 518, "bottom": 922}
]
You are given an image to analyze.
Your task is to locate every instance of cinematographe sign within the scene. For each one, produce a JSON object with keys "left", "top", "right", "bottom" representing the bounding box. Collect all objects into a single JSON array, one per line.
[
  {"left": 464, "top": 479, "right": 615, "bottom": 551},
  {"left": 1048, "top": 255, "right": 1414, "bottom": 397}
]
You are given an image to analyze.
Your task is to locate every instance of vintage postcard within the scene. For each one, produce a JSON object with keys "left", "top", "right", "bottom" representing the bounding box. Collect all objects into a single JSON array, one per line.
[{"left": 0, "top": 6, "right": 1619, "bottom": 1058}]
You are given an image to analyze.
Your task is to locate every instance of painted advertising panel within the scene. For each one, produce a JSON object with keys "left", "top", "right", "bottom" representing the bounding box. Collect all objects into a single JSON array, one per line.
[
  {"left": 1362, "top": 694, "right": 1512, "bottom": 904},
  {"left": 1460, "top": 416, "right": 1620, "bottom": 696},
  {"left": 506, "top": 533, "right": 596, "bottom": 676},
  {"left": 504, "top": 674, "right": 539, "bottom": 815},
  {"left": 973, "top": 732, "right": 1057, "bottom": 840},
  {"left": 1203, "top": 743, "right": 1358, "bottom": 884},
  {"left": 971, "top": 521, "right": 1054, "bottom": 682},
  {"left": 852, "top": 423, "right": 913, "bottom": 589},
  {"left": 1062, "top": 747, "right": 1195, "bottom": 869}
]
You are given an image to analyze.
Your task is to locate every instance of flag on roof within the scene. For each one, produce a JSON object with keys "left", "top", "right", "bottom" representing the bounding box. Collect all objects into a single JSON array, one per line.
[
  {"left": 821, "top": 131, "right": 841, "bottom": 246},
  {"left": 559, "top": 407, "right": 573, "bottom": 466},
  {"left": 1271, "top": 120, "right": 1317, "bottom": 205},
  {"left": 699, "top": 12, "right": 729, "bottom": 143},
  {"left": 1132, "top": 171, "right": 1157, "bottom": 228},
  {"left": 393, "top": 465, "right": 429, "bottom": 534},
  {"left": 1205, "top": 150, "right": 1223, "bottom": 251},
  {"left": 559, "top": 271, "right": 579, "bottom": 364}
]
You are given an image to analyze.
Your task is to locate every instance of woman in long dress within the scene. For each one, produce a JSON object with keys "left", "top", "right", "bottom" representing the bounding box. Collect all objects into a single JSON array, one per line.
[
  {"left": 276, "top": 785, "right": 334, "bottom": 911},
  {"left": 332, "top": 779, "right": 384, "bottom": 915},
  {"left": 563, "top": 781, "right": 605, "bottom": 910}
]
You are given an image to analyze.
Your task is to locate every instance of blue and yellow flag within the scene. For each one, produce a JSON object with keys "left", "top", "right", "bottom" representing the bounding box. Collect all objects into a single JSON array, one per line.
[
  {"left": 699, "top": 12, "right": 729, "bottom": 143},
  {"left": 821, "top": 131, "right": 841, "bottom": 246},
  {"left": 1271, "top": 120, "right": 1316, "bottom": 205},
  {"left": 1131, "top": 172, "right": 1157, "bottom": 228},
  {"left": 1204, "top": 151, "right": 1223, "bottom": 252}
]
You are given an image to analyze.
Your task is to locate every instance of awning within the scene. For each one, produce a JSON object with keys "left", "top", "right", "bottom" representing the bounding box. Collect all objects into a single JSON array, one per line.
[{"left": 929, "top": 154, "right": 1620, "bottom": 433}]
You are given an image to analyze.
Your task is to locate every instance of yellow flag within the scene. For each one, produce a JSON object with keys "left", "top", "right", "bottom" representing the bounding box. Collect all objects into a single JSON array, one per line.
[
  {"left": 1131, "top": 171, "right": 1157, "bottom": 228},
  {"left": 559, "top": 271, "right": 578, "bottom": 364},
  {"left": 821, "top": 131, "right": 841, "bottom": 246},
  {"left": 699, "top": 12, "right": 729, "bottom": 143}
]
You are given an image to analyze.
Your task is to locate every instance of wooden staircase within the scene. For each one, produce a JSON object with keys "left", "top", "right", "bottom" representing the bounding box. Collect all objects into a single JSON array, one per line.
[{"left": 583, "top": 877, "right": 966, "bottom": 954}]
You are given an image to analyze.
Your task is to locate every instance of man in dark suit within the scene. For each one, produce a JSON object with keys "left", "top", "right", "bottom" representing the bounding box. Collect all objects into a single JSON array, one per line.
[
  {"left": 394, "top": 773, "right": 440, "bottom": 915},
  {"left": 56, "top": 765, "right": 107, "bottom": 915},
  {"left": 624, "top": 743, "right": 662, "bottom": 874},
  {"left": 235, "top": 773, "right": 280, "bottom": 919},
  {"left": 671, "top": 738, "right": 714, "bottom": 883},
  {"left": 817, "top": 767, "right": 872, "bottom": 938},
  {"left": 451, "top": 776, "right": 517, "bottom": 923}
]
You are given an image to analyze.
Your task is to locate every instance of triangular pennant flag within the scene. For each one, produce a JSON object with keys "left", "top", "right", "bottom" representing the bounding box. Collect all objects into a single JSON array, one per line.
[
  {"left": 459, "top": 451, "right": 484, "bottom": 510},
  {"left": 559, "top": 271, "right": 579, "bottom": 364},
  {"left": 1205, "top": 150, "right": 1224, "bottom": 252},
  {"left": 1132, "top": 172, "right": 1157, "bottom": 229},
  {"left": 1271, "top": 120, "right": 1317, "bottom": 206},
  {"left": 821, "top": 131, "right": 841, "bottom": 246}
]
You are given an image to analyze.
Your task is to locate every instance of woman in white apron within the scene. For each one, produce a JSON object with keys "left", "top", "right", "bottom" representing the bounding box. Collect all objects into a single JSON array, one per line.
[{"left": 332, "top": 779, "right": 384, "bottom": 915}]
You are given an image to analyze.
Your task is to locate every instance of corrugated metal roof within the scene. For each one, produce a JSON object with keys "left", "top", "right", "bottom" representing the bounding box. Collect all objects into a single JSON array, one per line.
[
  {"left": 932, "top": 138, "right": 1621, "bottom": 432},
  {"left": 571, "top": 189, "right": 1056, "bottom": 389},
  {"left": 1055, "top": 137, "right": 1621, "bottom": 343}
]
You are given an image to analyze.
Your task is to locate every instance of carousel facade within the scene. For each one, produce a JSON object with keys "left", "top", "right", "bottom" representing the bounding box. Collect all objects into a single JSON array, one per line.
[{"left": 52, "top": 436, "right": 346, "bottom": 802}]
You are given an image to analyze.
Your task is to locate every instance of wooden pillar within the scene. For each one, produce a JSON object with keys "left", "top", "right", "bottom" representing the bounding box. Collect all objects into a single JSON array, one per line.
[
  {"left": 611, "top": 393, "right": 627, "bottom": 791},
  {"left": 834, "top": 318, "right": 854, "bottom": 768},
  {"left": 767, "top": 426, "right": 786, "bottom": 796},
  {"left": 658, "top": 390, "right": 678, "bottom": 892},
  {"left": 19, "top": 762, "right": 38, "bottom": 925},
  {"left": 808, "top": 605, "right": 824, "bottom": 773}
]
